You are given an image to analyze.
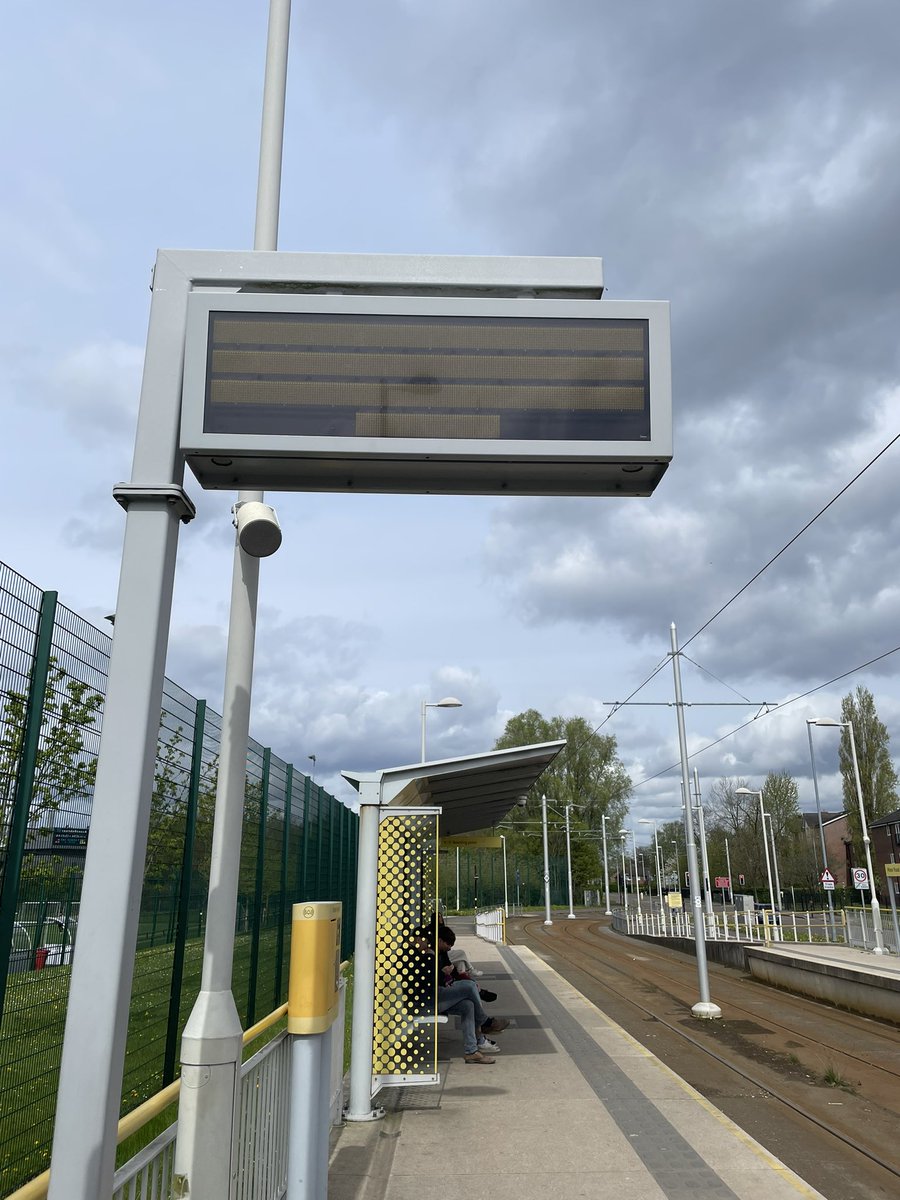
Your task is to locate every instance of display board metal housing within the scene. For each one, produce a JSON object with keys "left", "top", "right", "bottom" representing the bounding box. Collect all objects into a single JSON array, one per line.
[{"left": 177, "top": 253, "right": 671, "bottom": 496}]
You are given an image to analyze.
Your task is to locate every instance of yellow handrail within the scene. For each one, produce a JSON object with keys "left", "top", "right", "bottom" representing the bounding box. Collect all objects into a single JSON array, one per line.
[{"left": 7, "top": 1003, "right": 291, "bottom": 1200}]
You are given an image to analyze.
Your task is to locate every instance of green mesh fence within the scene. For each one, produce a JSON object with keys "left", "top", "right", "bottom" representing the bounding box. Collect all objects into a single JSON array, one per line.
[{"left": 0, "top": 562, "right": 358, "bottom": 1195}]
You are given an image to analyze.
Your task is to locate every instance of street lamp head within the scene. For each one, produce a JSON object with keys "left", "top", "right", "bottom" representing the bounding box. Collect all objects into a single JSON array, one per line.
[
  {"left": 735, "top": 787, "right": 761, "bottom": 797},
  {"left": 433, "top": 696, "right": 463, "bottom": 709},
  {"left": 811, "top": 718, "right": 843, "bottom": 728},
  {"left": 637, "top": 818, "right": 655, "bottom": 825}
]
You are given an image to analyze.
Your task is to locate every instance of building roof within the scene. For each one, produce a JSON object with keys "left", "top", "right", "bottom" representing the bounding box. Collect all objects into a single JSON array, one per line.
[{"left": 869, "top": 808, "right": 900, "bottom": 829}]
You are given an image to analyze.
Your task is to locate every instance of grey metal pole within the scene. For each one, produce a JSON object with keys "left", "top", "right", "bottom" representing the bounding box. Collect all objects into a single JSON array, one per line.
[
  {"left": 669, "top": 623, "right": 721, "bottom": 1019},
  {"left": 806, "top": 722, "right": 836, "bottom": 940},
  {"left": 724, "top": 838, "right": 734, "bottom": 906},
  {"left": 693, "top": 769, "right": 714, "bottom": 919},
  {"left": 47, "top": 251, "right": 194, "bottom": 1200},
  {"left": 565, "top": 806, "right": 576, "bottom": 918},
  {"left": 456, "top": 846, "right": 460, "bottom": 911},
  {"left": 765, "top": 812, "right": 783, "bottom": 912},
  {"left": 501, "top": 836, "right": 509, "bottom": 919},
  {"left": 846, "top": 722, "right": 885, "bottom": 954},
  {"left": 174, "top": 4, "right": 291, "bottom": 1193},
  {"left": 629, "top": 829, "right": 641, "bottom": 913},
  {"left": 601, "top": 814, "right": 612, "bottom": 915},
  {"left": 346, "top": 790, "right": 383, "bottom": 1119},
  {"left": 541, "top": 794, "right": 553, "bottom": 925},
  {"left": 420, "top": 700, "right": 428, "bottom": 762},
  {"left": 620, "top": 836, "right": 629, "bottom": 912}
]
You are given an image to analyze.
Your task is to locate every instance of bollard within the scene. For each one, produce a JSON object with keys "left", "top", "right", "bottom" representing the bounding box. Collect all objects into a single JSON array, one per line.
[{"left": 286, "top": 901, "right": 342, "bottom": 1200}]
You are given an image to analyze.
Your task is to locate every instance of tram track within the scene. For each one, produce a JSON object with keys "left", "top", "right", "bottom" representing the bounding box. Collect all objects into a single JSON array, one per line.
[
  {"left": 508, "top": 915, "right": 900, "bottom": 1199},
  {"left": 561, "top": 919, "right": 900, "bottom": 1083}
]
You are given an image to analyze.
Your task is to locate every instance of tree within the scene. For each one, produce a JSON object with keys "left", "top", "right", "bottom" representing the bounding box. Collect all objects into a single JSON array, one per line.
[
  {"left": 839, "top": 686, "right": 899, "bottom": 864},
  {"left": 0, "top": 662, "right": 102, "bottom": 854},
  {"left": 494, "top": 710, "right": 631, "bottom": 826}
]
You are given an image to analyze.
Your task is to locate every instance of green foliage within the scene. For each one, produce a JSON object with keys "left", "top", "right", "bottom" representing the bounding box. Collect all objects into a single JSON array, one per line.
[
  {"left": 839, "top": 686, "right": 899, "bottom": 861},
  {"left": 0, "top": 662, "right": 102, "bottom": 848},
  {"left": 492, "top": 709, "right": 631, "bottom": 876}
]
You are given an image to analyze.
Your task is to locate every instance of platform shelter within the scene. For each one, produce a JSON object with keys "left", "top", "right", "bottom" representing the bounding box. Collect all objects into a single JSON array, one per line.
[{"left": 341, "top": 740, "right": 564, "bottom": 1119}]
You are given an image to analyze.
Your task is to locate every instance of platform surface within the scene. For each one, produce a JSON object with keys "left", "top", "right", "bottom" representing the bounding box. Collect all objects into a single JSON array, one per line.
[{"left": 329, "top": 931, "right": 826, "bottom": 1200}]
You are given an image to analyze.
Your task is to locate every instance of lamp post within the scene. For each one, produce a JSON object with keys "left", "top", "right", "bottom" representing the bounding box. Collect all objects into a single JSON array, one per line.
[
  {"left": 420, "top": 696, "right": 462, "bottom": 762},
  {"left": 501, "top": 835, "right": 509, "bottom": 919},
  {"left": 811, "top": 718, "right": 885, "bottom": 954},
  {"left": 735, "top": 788, "right": 776, "bottom": 916},
  {"left": 639, "top": 818, "right": 667, "bottom": 932},
  {"left": 619, "top": 833, "right": 629, "bottom": 912},
  {"left": 693, "top": 769, "right": 714, "bottom": 919},
  {"left": 625, "top": 829, "right": 641, "bottom": 912},
  {"left": 541, "top": 794, "right": 553, "bottom": 926},
  {"left": 564, "top": 805, "right": 576, "bottom": 919},
  {"left": 671, "top": 840, "right": 680, "bottom": 891},
  {"left": 806, "top": 719, "right": 837, "bottom": 941},
  {"left": 600, "top": 813, "right": 613, "bottom": 915},
  {"left": 763, "top": 811, "right": 783, "bottom": 911},
  {"left": 307, "top": 753, "right": 316, "bottom": 781},
  {"left": 455, "top": 846, "right": 460, "bottom": 912},
  {"left": 724, "top": 838, "right": 734, "bottom": 905}
]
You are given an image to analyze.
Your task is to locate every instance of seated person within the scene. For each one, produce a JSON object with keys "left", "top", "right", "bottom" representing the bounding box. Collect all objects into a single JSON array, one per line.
[
  {"left": 436, "top": 929, "right": 508, "bottom": 1062},
  {"left": 438, "top": 926, "right": 497, "bottom": 1001}
]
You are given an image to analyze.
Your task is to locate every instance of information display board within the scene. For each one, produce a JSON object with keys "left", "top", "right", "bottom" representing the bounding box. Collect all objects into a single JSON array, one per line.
[{"left": 180, "top": 292, "right": 671, "bottom": 496}]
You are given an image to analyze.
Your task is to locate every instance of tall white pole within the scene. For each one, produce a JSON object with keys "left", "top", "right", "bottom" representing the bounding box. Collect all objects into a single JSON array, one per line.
[
  {"left": 541, "top": 794, "right": 553, "bottom": 925},
  {"left": 346, "top": 791, "right": 383, "bottom": 1119},
  {"left": 630, "top": 830, "right": 641, "bottom": 913},
  {"left": 455, "top": 846, "right": 460, "bottom": 911},
  {"left": 846, "top": 722, "right": 885, "bottom": 954},
  {"left": 765, "top": 812, "right": 783, "bottom": 912},
  {"left": 420, "top": 700, "right": 428, "bottom": 762},
  {"left": 724, "top": 838, "right": 734, "bottom": 905},
  {"left": 669, "top": 623, "right": 721, "bottom": 1019},
  {"left": 653, "top": 827, "right": 666, "bottom": 929},
  {"left": 565, "top": 805, "right": 576, "bottom": 918},
  {"left": 174, "top": 6, "right": 291, "bottom": 1194},
  {"left": 693, "top": 769, "right": 714, "bottom": 918},
  {"left": 806, "top": 722, "right": 836, "bottom": 939},
  {"left": 620, "top": 836, "right": 629, "bottom": 911},
  {"left": 601, "top": 814, "right": 612, "bottom": 915},
  {"left": 758, "top": 793, "right": 776, "bottom": 913}
]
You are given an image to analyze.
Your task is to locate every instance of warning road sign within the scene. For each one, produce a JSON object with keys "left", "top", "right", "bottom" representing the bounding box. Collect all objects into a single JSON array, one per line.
[{"left": 820, "top": 869, "right": 835, "bottom": 884}]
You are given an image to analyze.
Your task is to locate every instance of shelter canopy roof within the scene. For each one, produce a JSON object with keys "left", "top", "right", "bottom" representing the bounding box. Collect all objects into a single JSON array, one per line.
[{"left": 341, "top": 741, "right": 565, "bottom": 836}]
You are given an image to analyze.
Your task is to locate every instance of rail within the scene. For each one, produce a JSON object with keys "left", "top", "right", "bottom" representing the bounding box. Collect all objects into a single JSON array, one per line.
[
  {"left": 9, "top": 988, "right": 348, "bottom": 1200},
  {"left": 614, "top": 906, "right": 847, "bottom": 946},
  {"left": 475, "top": 906, "right": 505, "bottom": 944}
]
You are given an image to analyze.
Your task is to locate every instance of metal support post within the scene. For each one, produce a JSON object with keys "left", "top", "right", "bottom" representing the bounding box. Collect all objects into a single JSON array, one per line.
[
  {"left": 0, "top": 590, "right": 57, "bottom": 1026},
  {"left": 501, "top": 836, "right": 509, "bottom": 918},
  {"left": 346, "top": 786, "right": 383, "bottom": 1120},
  {"left": 600, "top": 814, "right": 612, "bottom": 915},
  {"left": 724, "top": 838, "right": 734, "bottom": 906},
  {"left": 541, "top": 794, "right": 553, "bottom": 925},
  {"left": 806, "top": 722, "right": 836, "bottom": 940},
  {"left": 693, "top": 770, "right": 714, "bottom": 919},
  {"left": 669, "top": 623, "right": 721, "bottom": 1019},
  {"left": 565, "top": 805, "right": 576, "bottom": 918},
  {"left": 174, "top": 5, "right": 291, "bottom": 1194}
]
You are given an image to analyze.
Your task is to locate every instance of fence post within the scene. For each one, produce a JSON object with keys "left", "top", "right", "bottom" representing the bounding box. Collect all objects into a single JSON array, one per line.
[
  {"left": 275, "top": 762, "right": 292, "bottom": 1008},
  {"left": 0, "top": 589, "right": 58, "bottom": 1026},
  {"left": 163, "top": 697, "right": 205, "bottom": 1086},
  {"left": 246, "top": 748, "right": 271, "bottom": 1026}
]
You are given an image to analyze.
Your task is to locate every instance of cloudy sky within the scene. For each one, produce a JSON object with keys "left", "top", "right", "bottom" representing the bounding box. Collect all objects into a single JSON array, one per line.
[{"left": 3, "top": 0, "right": 900, "bottom": 834}]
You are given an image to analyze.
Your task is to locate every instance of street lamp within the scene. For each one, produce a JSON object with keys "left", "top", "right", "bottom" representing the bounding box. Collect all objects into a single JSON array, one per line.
[
  {"left": 619, "top": 832, "right": 630, "bottom": 912},
  {"left": 692, "top": 768, "right": 714, "bottom": 918},
  {"left": 565, "top": 804, "right": 576, "bottom": 919},
  {"left": 806, "top": 720, "right": 837, "bottom": 941},
  {"left": 763, "top": 811, "right": 783, "bottom": 912},
  {"left": 420, "top": 696, "right": 462, "bottom": 761},
  {"left": 541, "top": 794, "right": 553, "bottom": 925},
  {"left": 735, "top": 788, "right": 777, "bottom": 919},
  {"left": 623, "top": 829, "right": 641, "bottom": 912},
  {"left": 600, "top": 813, "right": 613, "bottom": 915},
  {"left": 639, "top": 817, "right": 667, "bottom": 931},
  {"left": 811, "top": 718, "right": 885, "bottom": 954},
  {"left": 670, "top": 840, "right": 680, "bottom": 891}
]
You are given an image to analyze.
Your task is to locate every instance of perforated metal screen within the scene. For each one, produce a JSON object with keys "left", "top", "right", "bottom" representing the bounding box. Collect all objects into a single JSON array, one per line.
[{"left": 372, "top": 810, "right": 439, "bottom": 1084}]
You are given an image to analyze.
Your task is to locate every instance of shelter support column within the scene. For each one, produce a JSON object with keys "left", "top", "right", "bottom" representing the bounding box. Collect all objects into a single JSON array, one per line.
[{"left": 346, "top": 783, "right": 382, "bottom": 1120}]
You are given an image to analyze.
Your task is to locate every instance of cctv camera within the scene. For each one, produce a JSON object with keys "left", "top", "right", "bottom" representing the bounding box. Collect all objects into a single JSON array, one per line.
[
  {"left": 232, "top": 501, "right": 282, "bottom": 558},
  {"left": 516, "top": 796, "right": 529, "bottom": 808}
]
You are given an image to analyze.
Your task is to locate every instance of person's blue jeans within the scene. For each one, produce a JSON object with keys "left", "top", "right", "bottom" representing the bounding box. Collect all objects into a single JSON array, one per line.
[{"left": 436, "top": 980, "right": 488, "bottom": 1055}]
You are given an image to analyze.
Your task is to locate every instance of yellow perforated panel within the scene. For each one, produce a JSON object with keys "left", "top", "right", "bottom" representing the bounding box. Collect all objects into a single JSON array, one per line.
[{"left": 372, "top": 810, "right": 439, "bottom": 1079}]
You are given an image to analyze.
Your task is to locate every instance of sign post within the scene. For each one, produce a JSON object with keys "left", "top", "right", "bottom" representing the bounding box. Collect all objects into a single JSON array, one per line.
[{"left": 885, "top": 863, "right": 900, "bottom": 951}]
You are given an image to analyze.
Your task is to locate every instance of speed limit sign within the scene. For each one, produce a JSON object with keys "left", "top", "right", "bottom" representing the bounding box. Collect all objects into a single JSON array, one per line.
[{"left": 852, "top": 867, "right": 869, "bottom": 890}]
